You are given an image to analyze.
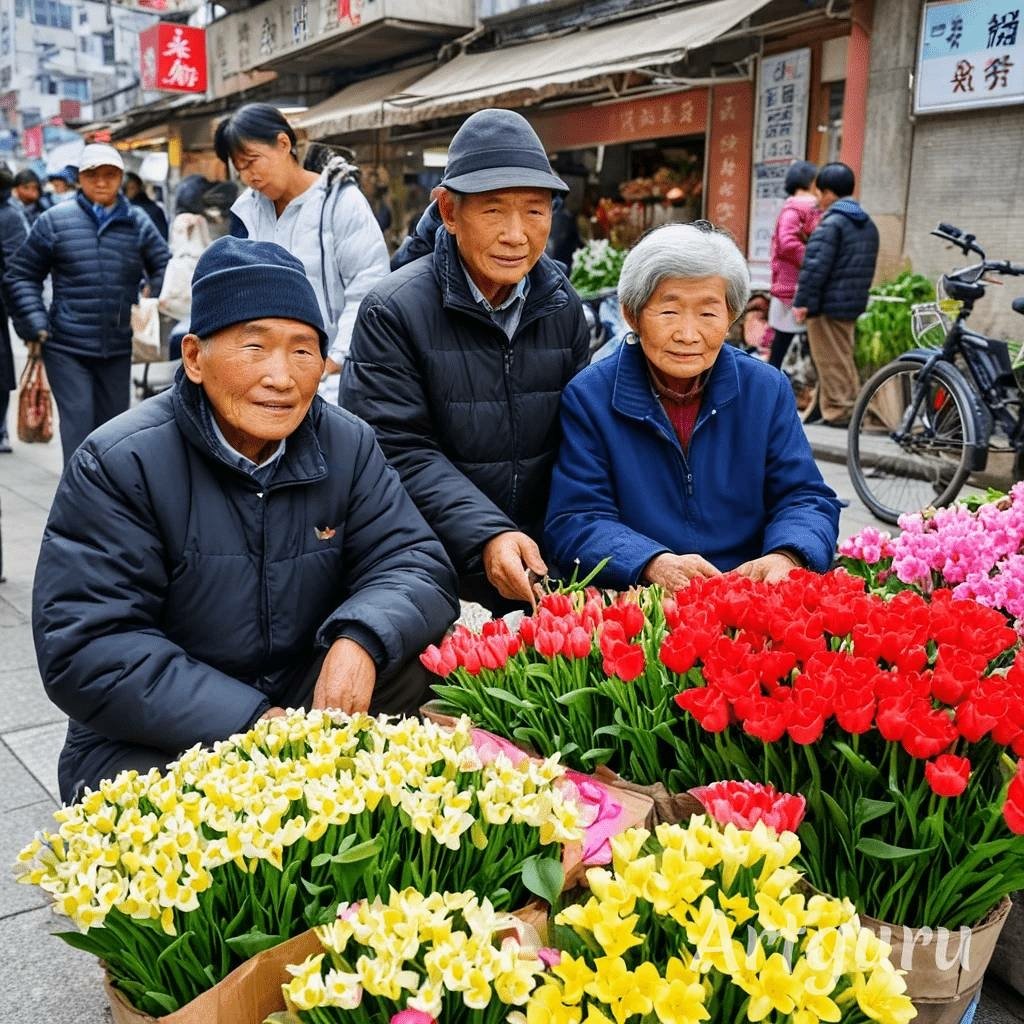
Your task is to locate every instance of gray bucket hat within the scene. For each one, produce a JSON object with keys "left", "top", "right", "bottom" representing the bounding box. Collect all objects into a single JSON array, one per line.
[{"left": 441, "top": 108, "right": 568, "bottom": 194}]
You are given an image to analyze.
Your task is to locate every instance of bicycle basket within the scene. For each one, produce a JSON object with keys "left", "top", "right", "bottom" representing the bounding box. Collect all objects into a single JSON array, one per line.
[{"left": 911, "top": 300, "right": 960, "bottom": 348}]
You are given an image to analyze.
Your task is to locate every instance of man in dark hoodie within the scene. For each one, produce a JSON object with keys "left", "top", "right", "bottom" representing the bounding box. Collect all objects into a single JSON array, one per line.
[{"left": 793, "top": 162, "right": 879, "bottom": 427}]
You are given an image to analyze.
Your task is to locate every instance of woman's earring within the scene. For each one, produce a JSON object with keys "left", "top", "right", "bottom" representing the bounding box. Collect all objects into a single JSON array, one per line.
[{"left": 624, "top": 330, "right": 640, "bottom": 346}]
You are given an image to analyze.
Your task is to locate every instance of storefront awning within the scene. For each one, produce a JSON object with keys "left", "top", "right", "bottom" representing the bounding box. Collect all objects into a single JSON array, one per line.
[
  {"left": 388, "top": 0, "right": 773, "bottom": 119},
  {"left": 294, "top": 66, "right": 432, "bottom": 140}
]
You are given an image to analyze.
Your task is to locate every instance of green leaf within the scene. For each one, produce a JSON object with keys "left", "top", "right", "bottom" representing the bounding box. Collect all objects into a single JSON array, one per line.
[
  {"left": 833, "top": 740, "right": 881, "bottom": 785},
  {"left": 143, "top": 990, "right": 180, "bottom": 1015},
  {"left": 53, "top": 930, "right": 108, "bottom": 956},
  {"left": 856, "top": 838, "right": 936, "bottom": 861},
  {"left": 300, "top": 878, "right": 332, "bottom": 897},
  {"left": 333, "top": 836, "right": 383, "bottom": 864},
  {"left": 155, "top": 930, "right": 194, "bottom": 966},
  {"left": 482, "top": 686, "right": 536, "bottom": 711},
  {"left": 821, "top": 793, "right": 853, "bottom": 854},
  {"left": 854, "top": 797, "right": 896, "bottom": 828},
  {"left": 310, "top": 852, "right": 332, "bottom": 868},
  {"left": 521, "top": 855, "right": 564, "bottom": 907},
  {"left": 580, "top": 747, "right": 615, "bottom": 765},
  {"left": 225, "top": 930, "right": 284, "bottom": 958},
  {"left": 555, "top": 687, "right": 601, "bottom": 707}
]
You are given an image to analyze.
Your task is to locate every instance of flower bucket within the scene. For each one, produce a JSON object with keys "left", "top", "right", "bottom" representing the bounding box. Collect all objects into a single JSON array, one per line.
[
  {"left": 104, "top": 928, "right": 322, "bottom": 1024},
  {"left": 858, "top": 896, "right": 1012, "bottom": 1024}
]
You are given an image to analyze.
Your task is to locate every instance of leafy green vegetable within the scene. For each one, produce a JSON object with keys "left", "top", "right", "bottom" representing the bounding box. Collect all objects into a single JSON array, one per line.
[
  {"left": 854, "top": 272, "right": 936, "bottom": 373},
  {"left": 570, "top": 240, "right": 627, "bottom": 299}
]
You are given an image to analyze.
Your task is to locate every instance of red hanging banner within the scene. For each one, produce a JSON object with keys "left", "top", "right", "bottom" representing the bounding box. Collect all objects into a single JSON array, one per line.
[{"left": 140, "top": 23, "right": 207, "bottom": 94}]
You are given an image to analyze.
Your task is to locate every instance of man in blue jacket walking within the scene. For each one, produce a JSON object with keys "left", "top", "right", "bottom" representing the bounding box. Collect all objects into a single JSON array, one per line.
[
  {"left": 793, "top": 162, "right": 879, "bottom": 427},
  {"left": 5, "top": 143, "right": 170, "bottom": 463},
  {"left": 33, "top": 237, "right": 458, "bottom": 802}
]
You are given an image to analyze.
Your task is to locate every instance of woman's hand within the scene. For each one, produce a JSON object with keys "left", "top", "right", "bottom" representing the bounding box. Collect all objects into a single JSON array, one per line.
[
  {"left": 733, "top": 551, "right": 801, "bottom": 584},
  {"left": 643, "top": 552, "right": 721, "bottom": 590}
]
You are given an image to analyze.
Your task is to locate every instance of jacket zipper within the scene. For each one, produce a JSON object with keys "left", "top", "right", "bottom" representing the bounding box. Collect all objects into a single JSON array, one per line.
[
  {"left": 501, "top": 339, "right": 519, "bottom": 513},
  {"left": 256, "top": 488, "right": 270, "bottom": 661}
]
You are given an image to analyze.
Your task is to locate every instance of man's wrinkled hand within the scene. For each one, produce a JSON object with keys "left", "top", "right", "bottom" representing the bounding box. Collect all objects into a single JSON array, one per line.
[
  {"left": 312, "top": 638, "right": 377, "bottom": 714},
  {"left": 258, "top": 706, "right": 287, "bottom": 722},
  {"left": 643, "top": 552, "right": 721, "bottom": 591},
  {"left": 733, "top": 551, "right": 801, "bottom": 585},
  {"left": 483, "top": 531, "right": 547, "bottom": 605}
]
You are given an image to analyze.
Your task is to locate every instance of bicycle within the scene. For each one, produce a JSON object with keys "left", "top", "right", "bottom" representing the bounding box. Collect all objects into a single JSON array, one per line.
[{"left": 847, "top": 223, "right": 1024, "bottom": 524}]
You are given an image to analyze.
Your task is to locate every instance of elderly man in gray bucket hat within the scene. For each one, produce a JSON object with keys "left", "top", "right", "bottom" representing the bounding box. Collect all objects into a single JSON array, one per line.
[{"left": 342, "top": 108, "right": 590, "bottom": 612}]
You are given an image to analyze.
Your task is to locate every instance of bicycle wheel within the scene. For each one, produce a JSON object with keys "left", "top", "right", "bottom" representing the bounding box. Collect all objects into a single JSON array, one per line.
[{"left": 848, "top": 360, "right": 977, "bottom": 524}]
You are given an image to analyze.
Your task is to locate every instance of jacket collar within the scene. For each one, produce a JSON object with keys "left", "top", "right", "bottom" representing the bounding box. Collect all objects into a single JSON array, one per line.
[
  {"left": 611, "top": 338, "right": 740, "bottom": 426},
  {"left": 171, "top": 366, "right": 328, "bottom": 488},
  {"left": 431, "top": 227, "right": 568, "bottom": 331},
  {"left": 75, "top": 191, "right": 133, "bottom": 230}
]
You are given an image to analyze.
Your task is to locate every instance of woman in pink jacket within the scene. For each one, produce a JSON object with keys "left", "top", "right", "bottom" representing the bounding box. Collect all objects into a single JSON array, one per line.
[{"left": 768, "top": 161, "right": 820, "bottom": 369}]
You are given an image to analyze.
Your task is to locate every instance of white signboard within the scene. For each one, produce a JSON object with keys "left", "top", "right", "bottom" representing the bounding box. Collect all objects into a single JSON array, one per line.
[
  {"left": 747, "top": 47, "right": 811, "bottom": 285},
  {"left": 916, "top": 1, "right": 1024, "bottom": 113}
]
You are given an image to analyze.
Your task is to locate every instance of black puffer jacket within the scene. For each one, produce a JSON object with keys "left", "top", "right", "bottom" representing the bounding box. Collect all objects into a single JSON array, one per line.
[
  {"left": 794, "top": 199, "right": 879, "bottom": 320},
  {"left": 341, "top": 228, "right": 590, "bottom": 604},
  {"left": 5, "top": 192, "right": 169, "bottom": 356},
  {"left": 34, "top": 370, "right": 458, "bottom": 792}
]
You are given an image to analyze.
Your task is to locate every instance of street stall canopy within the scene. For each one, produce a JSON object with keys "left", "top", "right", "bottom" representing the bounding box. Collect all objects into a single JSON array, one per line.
[
  {"left": 294, "top": 66, "right": 432, "bottom": 140},
  {"left": 387, "top": 0, "right": 773, "bottom": 118}
]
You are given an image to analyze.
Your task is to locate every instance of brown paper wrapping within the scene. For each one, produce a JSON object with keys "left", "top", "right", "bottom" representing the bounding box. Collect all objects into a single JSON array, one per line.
[
  {"left": 591, "top": 765, "right": 705, "bottom": 827},
  {"left": 103, "top": 929, "right": 322, "bottom": 1024},
  {"left": 859, "top": 896, "right": 1012, "bottom": 1024}
]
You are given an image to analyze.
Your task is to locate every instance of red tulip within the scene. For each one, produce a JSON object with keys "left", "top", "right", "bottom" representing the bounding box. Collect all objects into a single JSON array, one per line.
[
  {"left": 1003, "top": 760, "right": 1024, "bottom": 835},
  {"left": 534, "top": 628, "right": 565, "bottom": 658},
  {"left": 675, "top": 687, "right": 730, "bottom": 732},
  {"left": 691, "top": 780, "right": 806, "bottom": 833},
  {"left": 566, "top": 626, "right": 592, "bottom": 660},
  {"left": 924, "top": 754, "right": 971, "bottom": 797},
  {"left": 602, "top": 640, "right": 645, "bottom": 682}
]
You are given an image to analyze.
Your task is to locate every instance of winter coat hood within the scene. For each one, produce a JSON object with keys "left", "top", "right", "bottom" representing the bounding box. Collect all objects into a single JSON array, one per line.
[
  {"left": 828, "top": 198, "right": 869, "bottom": 223},
  {"left": 391, "top": 199, "right": 443, "bottom": 271}
]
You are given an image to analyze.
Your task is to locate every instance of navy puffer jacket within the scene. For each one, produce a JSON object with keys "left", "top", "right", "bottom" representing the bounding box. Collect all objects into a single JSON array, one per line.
[
  {"left": 793, "top": 199, "right": 880, "bottom": 320},
  {"left": 34, "top": 370, "right": 459, "bottom": 791},
  {"left": 341, "top": 227, "right": 590, "bottom": 607},
  {"left": 5, "top": 192, "right": 169, "bottom": 356}
]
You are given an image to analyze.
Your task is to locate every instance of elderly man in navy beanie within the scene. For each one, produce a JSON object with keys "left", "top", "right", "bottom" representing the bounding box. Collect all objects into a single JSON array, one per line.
[
  {"left": 33, "top": 236, "right": 459, "bottom": 802},
  {"left": 342, "top": 108, "right": 590, "bottom": 612}
]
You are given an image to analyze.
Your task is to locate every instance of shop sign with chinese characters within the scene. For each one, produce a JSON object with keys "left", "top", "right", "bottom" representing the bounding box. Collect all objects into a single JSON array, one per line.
[
  {"left": 705, "top": 82, "right": 753, "bottom": 252},
  {"left": 140, "top": 23, "right": 208, "bottom": 94},
  {"left": 916, "top": 1, "right": 1023, "bottom": 112},
  {"left": 747, "top": 47, "right": 811, "bottom": 278}
]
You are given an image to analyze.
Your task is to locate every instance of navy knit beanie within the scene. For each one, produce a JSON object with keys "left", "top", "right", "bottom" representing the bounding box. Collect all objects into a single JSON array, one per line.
[{"left": 189, "top": 236, "right": 327, "bottom": 354}]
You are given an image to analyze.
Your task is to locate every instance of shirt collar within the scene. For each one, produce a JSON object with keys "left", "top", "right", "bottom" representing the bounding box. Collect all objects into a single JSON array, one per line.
[
  {"left": 460, "top": 259, "right": 530, "bottom": 313},
  {"left": 205, "top": 399, "right": 287, "bottom": 475}
]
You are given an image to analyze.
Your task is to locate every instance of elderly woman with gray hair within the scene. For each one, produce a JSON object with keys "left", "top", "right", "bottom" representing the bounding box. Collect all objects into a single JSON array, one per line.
[{"left": 544, "top": 223, "right": 840, "bottom": 591}]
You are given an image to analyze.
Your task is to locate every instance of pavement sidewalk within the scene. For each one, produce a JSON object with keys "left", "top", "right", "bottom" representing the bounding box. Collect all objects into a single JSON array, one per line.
[{"left": 1, "top": 346, "right": 1022, "bottom": 1022}]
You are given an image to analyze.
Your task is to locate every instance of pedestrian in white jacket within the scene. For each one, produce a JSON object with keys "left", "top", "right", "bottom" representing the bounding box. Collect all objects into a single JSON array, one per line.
[{"left": 215, "top": 104, "right": 389, "bottom": 402}]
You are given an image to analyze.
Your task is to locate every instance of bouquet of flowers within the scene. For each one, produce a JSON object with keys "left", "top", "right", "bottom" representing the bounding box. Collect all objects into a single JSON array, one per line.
[
  {"left": 539, "top": 815, "right": 915, "bottom": 1024},
  {"left": 425, "top": 591, "right": 698, "bottom": 788},
  {"left": 666, "top": 570, "right": 1024, "bottom": 929},
  {"left": 15, "top": 712, "right": 592, "bottom": 1016},
  {"left": 839, "top": 485, "right": 1024, "bottom": 632},
  {"left": 272, "top": 889, "right": 549, "bottom": 1024}
]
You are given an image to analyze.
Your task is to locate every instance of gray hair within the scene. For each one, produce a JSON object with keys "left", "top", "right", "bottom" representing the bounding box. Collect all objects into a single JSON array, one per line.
[{"left": 618, "top": 223, "right": 751, "bottom": 322}]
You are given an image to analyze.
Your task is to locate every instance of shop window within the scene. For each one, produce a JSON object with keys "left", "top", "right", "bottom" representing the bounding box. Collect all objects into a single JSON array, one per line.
[
  {"left": 549, "top": 135, "right": 707, "bottom": 250},
  {"left": 14, "top": 0, "right": 25, "bottom": 18},
  {"left": 100, "top": 31, "right": 114, "bottom": 63}
]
